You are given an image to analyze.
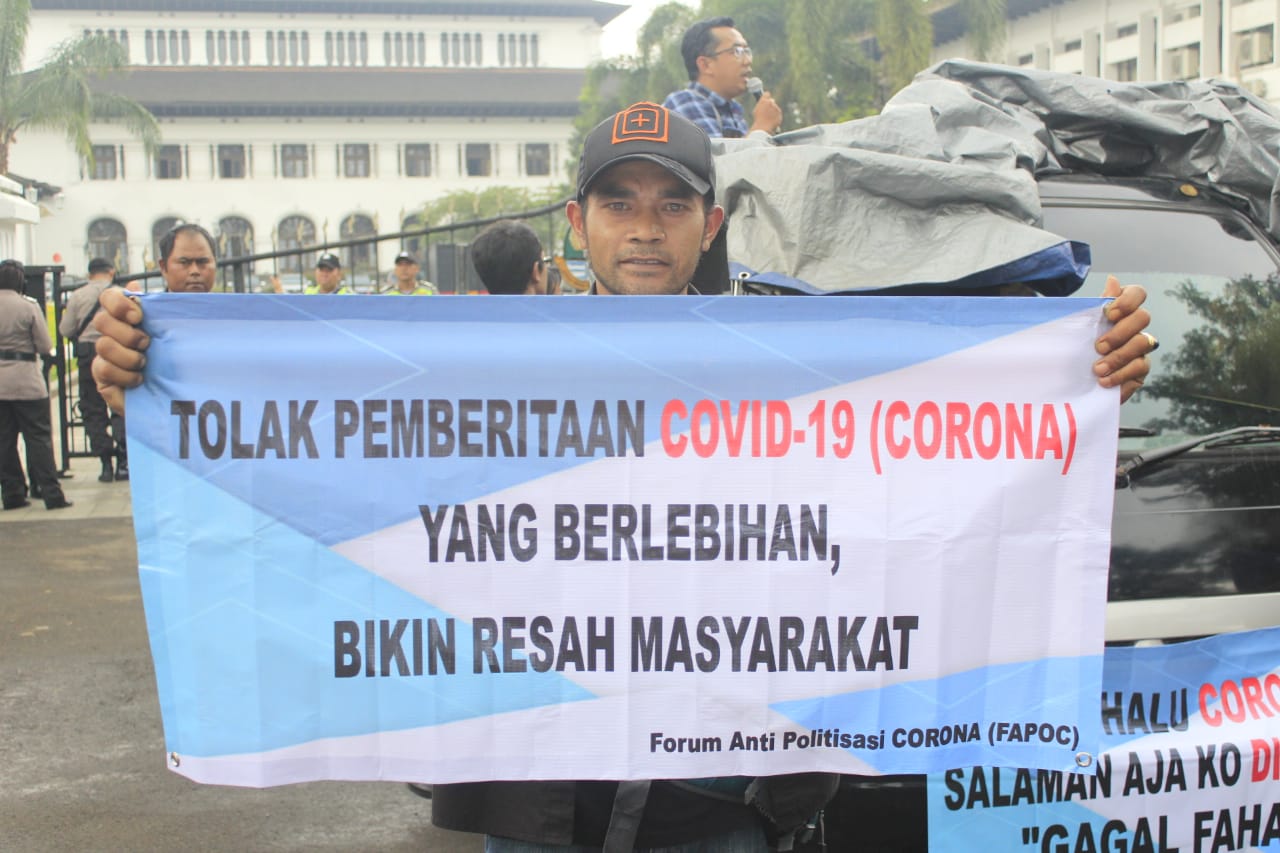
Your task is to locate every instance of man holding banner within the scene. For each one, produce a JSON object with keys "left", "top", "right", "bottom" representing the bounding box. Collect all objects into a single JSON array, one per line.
[{"left": 89, "top": 103, "right": 1156, "bottom": 851}]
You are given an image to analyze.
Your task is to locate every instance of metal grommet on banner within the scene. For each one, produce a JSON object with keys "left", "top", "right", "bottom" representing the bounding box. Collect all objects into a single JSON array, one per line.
[
  {"left": 169, "top": 752, "right": 181, "bottom": 768},
  {"left": 1074, "top": 752, "right": 1093, "bottom": 768}
]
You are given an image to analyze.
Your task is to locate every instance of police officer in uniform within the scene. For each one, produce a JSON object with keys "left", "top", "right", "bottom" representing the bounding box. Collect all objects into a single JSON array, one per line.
[
  {"left": 384, "top": 251, "right": 438, "bottom": 295},
  {"left": 304, "top": 252, "right": 351, "bottom": 295},
  {"left": 0, "top": 259, "right": 70, "bottom": 510},
  {"left": 60, "top": 257, "right": 127, "bottom": 482}
]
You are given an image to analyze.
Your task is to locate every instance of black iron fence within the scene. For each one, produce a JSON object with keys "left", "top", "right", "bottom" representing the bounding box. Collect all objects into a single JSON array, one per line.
[
  {"left": 40, "top": 200, "right": 575, "bottom": 474},
  {"left": 116, "top": 199, "right": 573, "bottom": 294}
]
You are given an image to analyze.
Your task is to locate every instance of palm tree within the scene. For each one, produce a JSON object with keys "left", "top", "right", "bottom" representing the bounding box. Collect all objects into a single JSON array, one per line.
[
  {"left": 0, "top": 0, "right": 159, "bottom": 174},
  {"left": 875, "top": 0, "right": 935, "bottom": 97}
]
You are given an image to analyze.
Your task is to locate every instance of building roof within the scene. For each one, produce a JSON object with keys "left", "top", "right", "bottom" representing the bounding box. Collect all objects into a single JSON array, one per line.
[
  {"left": 95, "top": 67, "right": 587, "bottom": 117},
  {"left": 5, "top": 172, "right": 62, "bottom": 200},
  {"left": 930, "top": 0, "right": 1062, "bottom": 46},
  {"left": 32, "top": 0, "right": 628, "bottom": 26}
]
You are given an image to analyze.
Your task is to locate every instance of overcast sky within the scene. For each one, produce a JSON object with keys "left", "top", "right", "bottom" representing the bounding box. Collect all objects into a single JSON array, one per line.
[{"left": 600, "top": 0, "right": 698, "bottom": 59}]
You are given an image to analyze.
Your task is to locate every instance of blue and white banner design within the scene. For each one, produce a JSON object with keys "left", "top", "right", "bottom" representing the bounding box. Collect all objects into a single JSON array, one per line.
[
  {"left": 126, "top": 294, "right": 1119, "bottom": 787},
  {"left": 929, "top": 627, "right": 1280, "bottom": 852}
]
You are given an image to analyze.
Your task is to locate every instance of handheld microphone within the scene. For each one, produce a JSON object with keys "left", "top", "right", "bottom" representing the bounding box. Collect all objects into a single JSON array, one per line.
[{"left": 746, "top": 77, "right": 764, "bottom": 102}]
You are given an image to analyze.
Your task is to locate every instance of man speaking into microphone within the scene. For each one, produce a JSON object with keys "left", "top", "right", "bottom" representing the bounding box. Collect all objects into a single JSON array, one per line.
[{"left": 663, "top": 16, "right": 783, "bottom": 138}]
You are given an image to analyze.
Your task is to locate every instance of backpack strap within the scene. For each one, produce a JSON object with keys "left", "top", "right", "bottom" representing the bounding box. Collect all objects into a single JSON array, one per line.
[
  {"left": 603, "top": 779, "right": 651, "bottom": 852},
  {"left": 72, "top": 298, "right": 101, "bottom": 343}
]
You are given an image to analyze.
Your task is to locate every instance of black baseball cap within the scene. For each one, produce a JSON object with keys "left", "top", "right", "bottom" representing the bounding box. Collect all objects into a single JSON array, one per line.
[
  {"left": 394, "top": 251, "right": 418, "bottom": 264},
  {"left": 576, "top": 101, "right": 715, "bottom": 202},
  {"left": 88, "top": 257, "right": 114, "bottom": 275},
  {"left": 316, "top": 251, "right": 341, "bottom": 269}
]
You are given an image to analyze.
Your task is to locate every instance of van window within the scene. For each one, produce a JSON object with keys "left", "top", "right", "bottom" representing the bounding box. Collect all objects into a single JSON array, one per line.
[{"left": 1045, "top": 204, "right": 1280, "bottom": 447}]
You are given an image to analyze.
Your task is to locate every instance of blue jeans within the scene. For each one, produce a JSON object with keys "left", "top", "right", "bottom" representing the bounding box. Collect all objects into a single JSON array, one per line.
[{"left": 484, "top": 824, "right": 769, "bottom": 853}]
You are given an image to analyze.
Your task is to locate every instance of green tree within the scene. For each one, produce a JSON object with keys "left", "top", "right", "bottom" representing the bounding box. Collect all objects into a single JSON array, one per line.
[
  {"left": 570, "top": 2, "right": 697, "bottom": 167},
  {"left": 0, "top": 0, "right": 159, "bottom": 174},
  {"left": 785, "top": 0, "right": 882, "bottom": 122},
  {"left": 1145, "top": 274, "right": 1280, "bottom": 433},
  {"left": 962, "top": 0, "right": 1008, "bottom": 61},
  {"left": 875, "top": 0, "right": 934, "bottom": 97}
]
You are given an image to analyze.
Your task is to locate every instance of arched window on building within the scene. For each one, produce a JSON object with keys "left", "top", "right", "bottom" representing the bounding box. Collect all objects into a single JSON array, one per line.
[
  {"left": 218, "top": 216, "right": 254, "bottom": 291},
  {"left": 340, "top": 213, "right": 377, "bottom": 287},
  {"left": 217, "top": 216, "right": 254, "bottom": 260},
  {"left": 276, "top": 215, "right": 316, "bottom": 273},
  {"left": 88, "top": 218, "right": 129, "bottom": 274}
]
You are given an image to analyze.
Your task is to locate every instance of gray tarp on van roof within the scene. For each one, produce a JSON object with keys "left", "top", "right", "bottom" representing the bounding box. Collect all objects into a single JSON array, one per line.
[{"left": 713, "top": 60, "right": 1280, "bottom": 294}]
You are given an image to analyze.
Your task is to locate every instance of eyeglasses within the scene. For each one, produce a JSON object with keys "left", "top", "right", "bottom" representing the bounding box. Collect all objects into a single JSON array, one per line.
[{"left": 707, "top": 44, "right": 751, "bottom": 61}]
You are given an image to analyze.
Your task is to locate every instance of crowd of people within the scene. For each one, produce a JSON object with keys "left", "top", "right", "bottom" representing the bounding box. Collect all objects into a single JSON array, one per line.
[{"left": 4, "top": 15, "right": 1158, "bottom": 850}]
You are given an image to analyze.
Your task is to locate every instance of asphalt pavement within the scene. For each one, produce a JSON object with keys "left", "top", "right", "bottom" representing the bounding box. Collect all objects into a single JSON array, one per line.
[{"left": 0, "top": 453, "right": 483, "bottom": 853}]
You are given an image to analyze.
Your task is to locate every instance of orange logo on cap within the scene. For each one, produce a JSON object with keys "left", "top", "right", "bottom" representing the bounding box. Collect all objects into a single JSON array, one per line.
[{"left": 612, "top": 102, "right": 669, "bottom": 144}]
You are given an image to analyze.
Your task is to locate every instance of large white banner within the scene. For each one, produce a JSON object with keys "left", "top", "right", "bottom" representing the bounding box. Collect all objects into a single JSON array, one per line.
[{"left": 126, "top": 294, "right": 1119, "bottom": 787}]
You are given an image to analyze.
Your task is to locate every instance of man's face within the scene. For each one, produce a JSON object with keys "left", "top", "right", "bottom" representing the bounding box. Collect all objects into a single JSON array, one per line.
[
  {"left": 315, "top": 264, "right": 342, "bottom": 292},
  {"left": 159, "top": 231, "right": 217, "bottom": 293},
  {"left": 700, "top": 27, "right": 753, "bottom": 99},
  {"left": 395, "top": 260, "right": 419, "bottom": 287},
  {"left": 566, "top": 160, "right": 724, "bottom": 296}
]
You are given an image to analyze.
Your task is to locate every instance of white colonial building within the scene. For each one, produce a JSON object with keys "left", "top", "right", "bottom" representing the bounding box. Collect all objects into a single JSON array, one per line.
[
  {"left": 11, "top": 0, "right": 624, "bottom": 285},
  {"left": 932, "top": 0, "right": 1278, "bottom": 99}
]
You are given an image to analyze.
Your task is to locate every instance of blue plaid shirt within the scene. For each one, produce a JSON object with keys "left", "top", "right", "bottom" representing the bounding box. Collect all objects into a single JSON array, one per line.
[{"left": 662, "top": 82, "right": 748, "bottom": 139}]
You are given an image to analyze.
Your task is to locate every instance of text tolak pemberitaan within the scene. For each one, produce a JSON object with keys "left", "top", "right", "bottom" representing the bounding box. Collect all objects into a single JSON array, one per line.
[{"left": 168, "top": 398, "right": 646, "bottom": 460}]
